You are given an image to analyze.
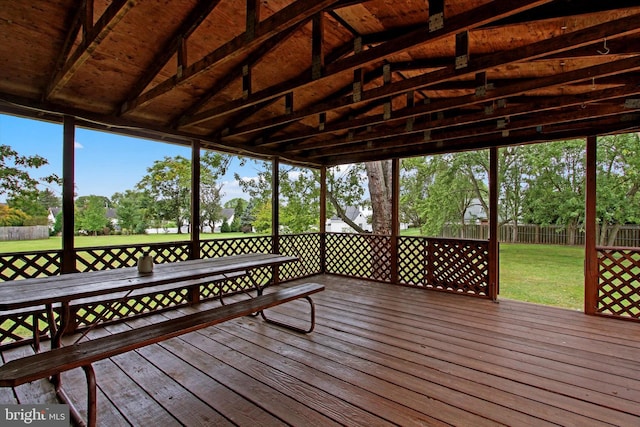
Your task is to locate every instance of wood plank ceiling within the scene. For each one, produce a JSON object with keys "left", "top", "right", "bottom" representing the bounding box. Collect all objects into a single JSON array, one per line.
[{"left": 1, "top": 0, "right": 639, "bottom": 167}]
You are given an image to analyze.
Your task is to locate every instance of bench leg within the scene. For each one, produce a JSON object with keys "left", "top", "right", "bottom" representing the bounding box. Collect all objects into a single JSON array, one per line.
[
  {"left": 55, "top": 364, "right": 97, "bottom": 427},
  {"left": 260, "top": 296, "right": 316, "bottom": 333}
]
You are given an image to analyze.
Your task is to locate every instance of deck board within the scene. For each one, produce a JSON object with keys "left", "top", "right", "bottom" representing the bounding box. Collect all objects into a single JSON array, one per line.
[{"left": 2, "top": 275, "right": 640, "bottom": 426}]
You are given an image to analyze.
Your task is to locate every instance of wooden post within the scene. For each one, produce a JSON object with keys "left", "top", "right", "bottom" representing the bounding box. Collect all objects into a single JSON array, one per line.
[
  {"left": 62, "top": 116, "right": 76, "bottom": 274},
  {"left": 189, "top": 140, "right": 201, "bottom": 304},
  {"left": 271, "top": 157, "right": 280, "bottom": 284},
  {"left": 585, "top": 136, "right": 598, "bottom": 315},
  {"left": 391, "top": 158, "right": 400, "bottom": 284},
  {"left": 190, "top": 140, "right": 201, "bottom": 260},
  {"left": 489, "top": 146, "right": 499, "bottom": 301},
  {"left": 320, "top": 166, "right": 327, "bottom": 274}
]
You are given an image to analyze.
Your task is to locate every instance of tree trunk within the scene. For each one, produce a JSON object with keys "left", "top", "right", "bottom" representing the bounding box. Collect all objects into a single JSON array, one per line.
[
  {"left": 598, "top": 222, "right": 608, "bottom": 246},
  {"left": 366, "top": 160, "right": 392, "bottom": 235},
  {"left": 606, "top": 223, "right": 622, "bottom": 247}
]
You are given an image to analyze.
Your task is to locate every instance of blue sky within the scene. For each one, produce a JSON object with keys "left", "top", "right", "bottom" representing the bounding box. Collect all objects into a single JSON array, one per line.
[{"left": 0, "top": 114, "right": 256, "bottom": 204}]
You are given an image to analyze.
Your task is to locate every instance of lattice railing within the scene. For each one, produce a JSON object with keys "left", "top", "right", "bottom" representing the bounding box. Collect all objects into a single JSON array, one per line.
[
  {"left": 597, "top": 247, "right": 640, "bottom": 320},
  {"left": 279, "top": 233, "right": 322, "bottom": 281},
  {"left": 0, "top": 233, "right": 490, "bottom": 347},
  {"left": 398, "top": 236, "right": 490, "bottom": 297},
  {"left": 325, "top": 233, "right": 392, "bottom": 282},
  {"left": 0, "top": 250, "right": 62, "bottom": 281}
]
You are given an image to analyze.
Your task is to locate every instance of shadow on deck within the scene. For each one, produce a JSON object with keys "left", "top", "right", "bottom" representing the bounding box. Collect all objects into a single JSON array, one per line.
[{"left": 2, "top": 275, "right": 640, "bottom": 426}]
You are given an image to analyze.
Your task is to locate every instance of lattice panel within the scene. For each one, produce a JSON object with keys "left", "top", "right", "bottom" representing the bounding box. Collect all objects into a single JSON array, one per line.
[
  {"left": 426, "top": 238, "right": 489, "bottom": 296},
  {"left": 200, "top": 236, "right": 272, "bottom": 258},
  {"left": 325, "top": 233, "right": 392, "bottom": 282},
  {"left": 0, "top": 250, "right": 61, "bottom": 280},
  {"left": 76, "top": 243, "right": 190, "bottom": 272},
  {"left": 597, "top": 248, "right": 640, "bottom": 319},
  {"left": 398, "top": 236, "right": 427, "bottom": 286},
  {"left": 75, "top": 289, "right": 191, "bottom": 328},
  {"left": 279, "top": 233, "right": 322, "bottom": 281},
  {"left": 200, "top": 275, "right": 255, "bottom": 299},
  {"left": 0, "top": 309, "right": 53, "bottom": 347}
]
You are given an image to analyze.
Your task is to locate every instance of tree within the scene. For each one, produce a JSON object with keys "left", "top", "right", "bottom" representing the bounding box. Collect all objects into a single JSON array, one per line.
[
  {"left": 522, "top": 140, "right": 586, "bottom": 245},
  {"left": 76, "top": 195, "right": 109, "bottom": 235},
  {"left": 136, "top": 156, "right": 191, "bottom": 233},
  {"left": 0, "top": 205, "right": 30, "bottom": 226},
  {"left": 112, "top": 190, "right": 152, "bottom": 234},
  {"left": 7, "top": 188, "right": 60, "bottom": 218},
  {"left": 0, "top": 145, "right": 60, "bottom": 197},
  {"left": 596, "top": 133, "right": 640, "bottom": 245}
]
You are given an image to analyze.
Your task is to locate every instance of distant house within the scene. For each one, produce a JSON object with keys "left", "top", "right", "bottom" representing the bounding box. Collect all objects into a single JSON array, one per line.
[
  {"left": 326, "top": 206, "right": 372, "bottom": 233},
  {"left": 213, "top": 208, "right": 235, "bottom": 232},
  {"left": 464, "top": 199, "right": 488, "bottom": 223}
]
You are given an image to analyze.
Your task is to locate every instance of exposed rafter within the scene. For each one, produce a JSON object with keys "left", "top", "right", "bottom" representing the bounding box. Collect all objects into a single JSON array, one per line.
[
  {"left": 118, "top": 0, "right": 223, "bottom": 115},
  {"left": 120, "top": 0, "right": 344, "bottom": 115},
  {"left": 46, "top": 0, "right": 135, "bottom": 100}
]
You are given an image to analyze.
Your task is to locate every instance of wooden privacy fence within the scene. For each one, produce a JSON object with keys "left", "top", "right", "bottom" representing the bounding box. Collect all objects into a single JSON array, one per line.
[
  {"left": 0, "top": 226, "right": 49, "bottom": 241},
  {"left": 438, "top": 223, "right": 640, "bottom": 247}
]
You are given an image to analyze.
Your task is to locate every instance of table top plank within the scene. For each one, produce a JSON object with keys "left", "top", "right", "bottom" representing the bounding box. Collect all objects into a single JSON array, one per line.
[{"left": 0, "top": 253, "right": 297, "bottom": 311}]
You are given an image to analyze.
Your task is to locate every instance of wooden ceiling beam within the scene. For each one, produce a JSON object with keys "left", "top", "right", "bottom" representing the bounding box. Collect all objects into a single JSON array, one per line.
[
  {"left": 184, "top": 23, "right": 309, "bottom": 134},
  {"left": 300, "top": 101, "right": 639, "bottom": 160},
  {"left": 46, "top": 0, "right": 135, "bottom": 100},
  {"left": 180, "top": 0, "right": 553, "bottom": 127},
  {"left": 118, "top": 0, "right": 223, "bottom": 115},
  {"left": 316, "top": 114, "right": 640, "bottom": 165},
  {"left": 221, "top": 12, "right": 640, "bottom": 140},
  {"left": 287, "top": 84, "right": 640, "bottom": 153},
  {"left": 121, "top": 0, "right": 343, "bottom": 115},
  {"left": 251, "top": 53, "right": 640, "bottom": 148}
]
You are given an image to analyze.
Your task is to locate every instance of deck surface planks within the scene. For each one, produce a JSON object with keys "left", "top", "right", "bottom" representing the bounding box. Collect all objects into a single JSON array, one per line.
[{"left": 2, "top": 274, "right": 639, "bottom": 426}]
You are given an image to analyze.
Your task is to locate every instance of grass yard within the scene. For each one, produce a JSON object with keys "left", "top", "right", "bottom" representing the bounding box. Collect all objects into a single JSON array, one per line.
[
  {"left": 0, "top": 234, "right": 586, "bottom": 311},
  {"left": 499, "top": 243, "right": 584, "bottom": 311}
]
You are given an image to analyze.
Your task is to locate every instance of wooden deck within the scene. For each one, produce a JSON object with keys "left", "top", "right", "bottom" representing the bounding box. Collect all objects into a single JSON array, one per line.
[{"left": 2, "top": 275, "right": 640, "bottom": 426}]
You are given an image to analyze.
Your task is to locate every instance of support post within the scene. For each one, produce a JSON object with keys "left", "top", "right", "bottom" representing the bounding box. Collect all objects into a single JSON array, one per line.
[
  {"left": 272, "top": 157, "right": 280, "bottom": 284},
  {"left": 190, "top": 139, "right": 201, "bottom": 260},
  {"left": 320, "top": 166, "right": 327, "bottom": 274},
  {"left": 585, "top": 136, "right": 598, "bottom": 315},
  {"left": 62, "top": 116, "right": 76, "bottom": 274},
  {"left": 189, "top": 140, "right": 201, "bottom": 304},
  {"left": 489, "top": 146, "right": 499, "bottom": 301},
  {"left": 391, "top": 158, "right": 400, "bottom": 284}
]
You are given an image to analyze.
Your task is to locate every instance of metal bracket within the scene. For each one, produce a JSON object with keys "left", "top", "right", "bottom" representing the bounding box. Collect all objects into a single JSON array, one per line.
[{"left": 429, "top": 12, "right": 444, "bottom": 32}]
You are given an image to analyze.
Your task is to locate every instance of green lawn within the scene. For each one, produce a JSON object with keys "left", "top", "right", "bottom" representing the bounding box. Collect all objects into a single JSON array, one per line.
[
  {"left": 499, "top": 243, "right": 584, "bottom": 310},
  {"left": 0, "top": 232, "right": 255, "bottom": 252},
  {"left": 0, "top": 234, "right": 586, "bottom": 310}
]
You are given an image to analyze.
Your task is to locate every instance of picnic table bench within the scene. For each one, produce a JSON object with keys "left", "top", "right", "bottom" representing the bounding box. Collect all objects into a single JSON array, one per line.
[{"left": 0, "top": 253, "right": 323, "bottom": 427}]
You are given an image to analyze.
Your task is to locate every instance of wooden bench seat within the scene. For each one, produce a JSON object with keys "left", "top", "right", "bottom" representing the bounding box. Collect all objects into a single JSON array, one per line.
[
  {"left": 0, "top": 283, "right": 324, "bottom": 427},
  {"left": 1, "top": 271, "right": 247, "bottom": 350}
]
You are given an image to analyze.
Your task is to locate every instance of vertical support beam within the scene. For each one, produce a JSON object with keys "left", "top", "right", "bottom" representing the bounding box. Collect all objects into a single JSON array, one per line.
[
  {"left": 242, "top": 64, "right": 251, "bottom": 100},
  {"left": 405, "top": 90, "right": 415, "bottom": 131},
  {"left": 383, "top": 63, "right": 392, "bottom": 120},
  {"left": 353, "top": 68, "right": 363, "bottom": 102},
  {"left": 177, "top": 36, "right": 187, "bottom": 78},
  {"left": 585, "top": 136, "right": 598, "bottom": 315},
  {"left": 189, "top": 140, "right": 201, "bottom": 304},
  {"left": 246, "top": 0, "right": 260, "bottom": 40},
  {"left": 311, "top": 12, "right": 325, "bottom": 80},
  {"left": 455, "top": 31, "right": 469, "bottom": 69},
  {"left": 320, "top": 166, "right": 327, "bottom": 274},
  {"left": 272, "top": 157, "right": 280, "bottom": 284},
  {"left": 390, "top": 158, "right": 400, "bottom": 284},
  {"left": 84, "top": 0, "right": 94, "bottom": 42},
  {"left": 285, "top": 92, "right": 294, "bottom": 114},
  {"left": 489, "top": 146, "right": 499, "bottom": 301},
  {"left": 62, "top": 116, "right": 76, "bottom": 274},
  {"left": 190, "top": 139, "right": 201, "bottom": 261},
  {"left": 428, "top": 0, "right": 444, "bottom": 32}
]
